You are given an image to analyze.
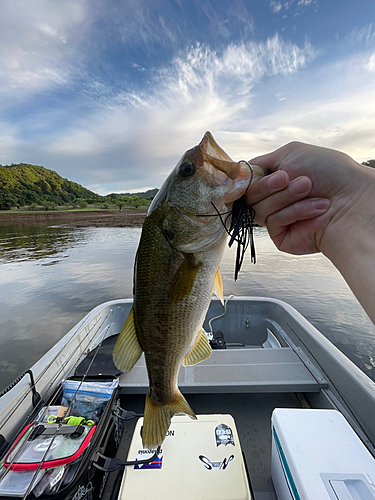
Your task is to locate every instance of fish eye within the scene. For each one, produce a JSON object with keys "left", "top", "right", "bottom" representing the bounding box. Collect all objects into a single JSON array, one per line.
[{"left": 179, "top": 161, "right": 196, "bottom": 178}]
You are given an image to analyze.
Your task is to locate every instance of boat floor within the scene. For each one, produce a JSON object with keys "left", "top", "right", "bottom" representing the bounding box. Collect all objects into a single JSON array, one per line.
[{"left": 104, "top": 391, "right": 303, "bottom": 500}]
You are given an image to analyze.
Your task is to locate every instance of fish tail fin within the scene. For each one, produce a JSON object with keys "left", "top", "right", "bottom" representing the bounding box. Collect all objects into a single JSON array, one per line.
[{"left": 142, "top": 391, "right": 196, "bottom": 448}]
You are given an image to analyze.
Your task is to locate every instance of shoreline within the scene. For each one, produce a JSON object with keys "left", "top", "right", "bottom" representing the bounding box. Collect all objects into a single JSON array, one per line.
[{"left": 0, "top": 209, "right": 147, "bottom": 227}]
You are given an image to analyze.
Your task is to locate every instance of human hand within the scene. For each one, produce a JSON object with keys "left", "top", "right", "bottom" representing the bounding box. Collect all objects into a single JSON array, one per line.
[{"left": 245, "top": 141, "right": 370, "bottom": 258}]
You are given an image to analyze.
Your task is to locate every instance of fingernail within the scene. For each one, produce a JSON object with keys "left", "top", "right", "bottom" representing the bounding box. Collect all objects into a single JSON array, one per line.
[
  {"left": 267, "top": 171, "right": 286, "bottom": 190},
  {"left": 311, "top": 199, "right": 330, "bottom": 211},
  {"left": 289, "top": 177, "right": 311, "bottom": 195}
]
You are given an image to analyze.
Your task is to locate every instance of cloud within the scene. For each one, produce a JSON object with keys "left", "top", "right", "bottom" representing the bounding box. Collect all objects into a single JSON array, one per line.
[
  {"left": 222, "top": 70, "right": 375, "bottom": 164},
  {"left": 131, "top": 63, "right": 147, "bottom": 72},
  {"left": 0, "top": 120, "right": 18, "bottom": 161},
  {"left": 46, "top": 35, "right": 316, "bottom": 163},
  {"left": 270, "top": 0, "right": 317, "bottom": 14},
  {"left": 270, "top": 1, "right": 283, "bottom": 13},
  {"left": 364, "top": 53, "right": 375, "bottom": 72},
  {"left": 297, "top": 0, "right": 315, "bottom": 6},
  {"left": 347, "top": 23, "right": 375, "bottom": 46},
  {"left": 0, "top": 0, "right": 87, "bottom": 97}
]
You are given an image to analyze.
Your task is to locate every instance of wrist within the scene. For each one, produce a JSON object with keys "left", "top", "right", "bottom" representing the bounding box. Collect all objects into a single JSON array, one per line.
[
  {"left": 321, "top": 164, "right": 375, "bottom": 262},
  {"left": 319, "top": 164, "right": 375, "bottom": 323}
]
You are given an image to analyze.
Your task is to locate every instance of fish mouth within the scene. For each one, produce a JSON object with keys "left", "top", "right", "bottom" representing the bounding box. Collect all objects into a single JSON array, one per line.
[
  {"left": 199, "top": 131, "right": 268, "bottom": 202},
  {"left": 199, "top": 132, "right": 241, "bottom": 180}
]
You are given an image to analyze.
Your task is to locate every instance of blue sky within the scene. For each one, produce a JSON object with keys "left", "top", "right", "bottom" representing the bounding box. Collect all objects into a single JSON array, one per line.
[{"left": 0, "top": 0, "right": 374, "bottom": 195}]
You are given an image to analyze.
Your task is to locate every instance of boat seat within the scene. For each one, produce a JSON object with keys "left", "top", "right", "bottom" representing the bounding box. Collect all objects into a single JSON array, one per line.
[{"left": 118, "top": 347, "right": 323, "bottom": 394}]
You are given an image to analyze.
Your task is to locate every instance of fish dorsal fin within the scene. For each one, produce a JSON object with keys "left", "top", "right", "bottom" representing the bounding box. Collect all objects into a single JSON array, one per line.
[
  {"left": 182, "top": 329, "right": 212, "bottom": 366},
  {"left": 170, "top": 257, "right": 200, "bottom": 303},
  {"left": 213, "top": 267, "right": 224, "bottom": 305},
  {"left": 112, "top": 306, "right": 143, "bottom": 372}
]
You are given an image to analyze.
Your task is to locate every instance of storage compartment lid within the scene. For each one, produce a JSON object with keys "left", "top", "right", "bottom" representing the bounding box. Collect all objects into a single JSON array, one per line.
[
  {"left": 271, "top": 409, "right": 375, "bottom": 500},
  {"left": 119, "top": 414, "right": 251, "bottom": 500},
  {"left": 4, "top": 422, "right": 96, "bottom": 471}
]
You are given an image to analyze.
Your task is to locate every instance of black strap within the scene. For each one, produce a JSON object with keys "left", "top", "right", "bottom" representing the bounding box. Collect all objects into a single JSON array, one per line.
[
  {"left": 113, "top": 407, "right": 143, "bottom": 421},
  {"left": 0, "top": 369, "right": 41, "bottom": 407},
  {"left": 29, "top": 424, "right": 85, "bottom": 440},
  {"left": 92, "top": 446, "right": 161, "bottom": 472}
]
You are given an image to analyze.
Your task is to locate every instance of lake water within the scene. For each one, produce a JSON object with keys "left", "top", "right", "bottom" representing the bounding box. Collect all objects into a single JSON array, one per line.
[{"left": 0, "top": 221, "right": 374, "bottom": 392}]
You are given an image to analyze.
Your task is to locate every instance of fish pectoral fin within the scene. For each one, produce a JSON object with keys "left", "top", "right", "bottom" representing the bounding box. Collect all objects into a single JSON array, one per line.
[
  {"left": 169, "top": 257, "right": 200, "bottom": 303},
  {"left": 112, "top": 306, "right": 143, "bottom": 372},
  {"left": 142, "top": 391, "right": 196, "bottom": 448},
  {"left": 182, "top": 329, "right": 212, "bottom": 366},
  {"left": 213, "top": 267, "right": 224, "bottom": 305}
]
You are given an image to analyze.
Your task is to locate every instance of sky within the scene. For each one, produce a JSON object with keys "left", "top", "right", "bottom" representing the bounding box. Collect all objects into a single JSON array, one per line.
[{"left": 0, "top": 0, "right": 374, "bottom": 195}]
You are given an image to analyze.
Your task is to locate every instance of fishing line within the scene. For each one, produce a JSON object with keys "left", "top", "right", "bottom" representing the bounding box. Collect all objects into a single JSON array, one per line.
[{"left": 208, "top": 295, "right": 234, "bottom": 334}]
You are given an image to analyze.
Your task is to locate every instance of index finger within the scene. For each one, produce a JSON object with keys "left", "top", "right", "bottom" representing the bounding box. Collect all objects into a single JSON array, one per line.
[{"left": 246, "top": 170, "right": 289, "bottom": 206}]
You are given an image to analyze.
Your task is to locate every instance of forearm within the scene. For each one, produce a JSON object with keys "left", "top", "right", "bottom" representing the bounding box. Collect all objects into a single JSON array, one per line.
[{"left": 321, "top": 165, "right": 375, "bottom": 324}]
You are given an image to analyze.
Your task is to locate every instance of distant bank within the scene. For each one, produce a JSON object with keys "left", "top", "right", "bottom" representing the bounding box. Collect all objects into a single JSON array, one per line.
[{"left": 0, "top": 208, "right": 147, "bottom": 228}]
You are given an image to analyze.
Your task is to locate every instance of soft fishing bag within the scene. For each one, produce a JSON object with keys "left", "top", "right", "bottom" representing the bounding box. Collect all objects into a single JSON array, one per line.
[{"left": 0, "top": 376, "right": 123, "bottom": 500}]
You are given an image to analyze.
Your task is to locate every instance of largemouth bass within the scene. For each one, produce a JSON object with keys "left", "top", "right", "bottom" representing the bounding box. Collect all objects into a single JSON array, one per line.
[{"left": 113, "top": 132, "right": 265, "bottom": 448}]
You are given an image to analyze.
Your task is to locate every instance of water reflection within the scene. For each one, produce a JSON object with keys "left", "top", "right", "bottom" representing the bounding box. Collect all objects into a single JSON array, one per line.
[
  {"left": 0, "top": 224, "right": 87, "bottom": 264},
  {"left": 0, "top": 223, "right": 374, "bottom": 392}
]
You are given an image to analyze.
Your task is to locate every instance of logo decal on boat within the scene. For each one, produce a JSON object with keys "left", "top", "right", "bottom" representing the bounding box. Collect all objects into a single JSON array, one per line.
[
  {"left": 215, "top": 424, "right": 235, "bottom": 446},
  {"left": 134, "top": 448, "right": 163, "bottom": 469},
  {"left": 198, "top": 454, "right": 234, "bottom": 470}
]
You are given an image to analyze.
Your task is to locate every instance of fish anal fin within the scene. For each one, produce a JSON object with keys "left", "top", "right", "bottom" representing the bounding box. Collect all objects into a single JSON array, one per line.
[
  {"left": 142, "top": 391, "right": 196, "bottom": 448},
  {"left": 112, "top": 306, "right": 143, "bottom": 372},
  {"left": 182, "top": 329, "right": 212, "bottom": 367},
  {"left": 170, "top": 258, "right": 200, "bottom": 303},
  {"left": 213, "top": 267, "right": 224, "bottom": 305}
]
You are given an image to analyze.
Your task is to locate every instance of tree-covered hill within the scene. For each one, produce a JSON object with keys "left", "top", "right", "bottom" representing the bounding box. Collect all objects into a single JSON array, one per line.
[
  {"left": 108, "top": 188, "right": 158, "bottom": 199},
  {"left": 0, "top": 163, "right": 104, "bottom": 209}
]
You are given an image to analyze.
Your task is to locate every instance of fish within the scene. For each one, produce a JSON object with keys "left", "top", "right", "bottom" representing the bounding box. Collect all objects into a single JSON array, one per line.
[{"left": 113, "top": 131, "right": 266, "bottom": 448}]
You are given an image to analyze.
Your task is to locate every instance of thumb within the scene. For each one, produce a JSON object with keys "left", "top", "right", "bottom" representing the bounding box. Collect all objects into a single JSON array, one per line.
[{"left": 249, "top": 149, "right": 281, "bottom": 172}]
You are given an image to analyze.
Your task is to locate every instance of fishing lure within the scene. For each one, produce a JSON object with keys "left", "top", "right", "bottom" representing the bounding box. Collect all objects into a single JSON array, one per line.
[
  {"left": 212, "top": 161, "right": 256, "bottom": 280},
  {"left": 198, "top": 160, "right": 257, "bottom": 280}
]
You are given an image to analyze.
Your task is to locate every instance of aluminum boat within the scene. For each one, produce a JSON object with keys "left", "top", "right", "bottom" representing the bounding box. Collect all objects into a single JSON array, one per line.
[{"left": 1, "top": 297, "right": 375, "bottom": 499}]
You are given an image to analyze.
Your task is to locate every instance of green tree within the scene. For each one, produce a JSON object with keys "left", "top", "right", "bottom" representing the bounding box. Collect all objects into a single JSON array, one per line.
[
  {"left": 76, "top": 198, "right": 88, "bottom": 209},
  {"left": 116, "top": 196, "right": 126, "bottom": 211},
  {"left": 41, "top": 200, "right": 56, "bottom": 211}
]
